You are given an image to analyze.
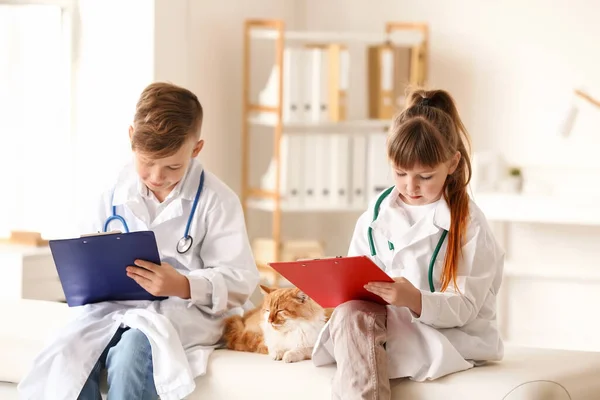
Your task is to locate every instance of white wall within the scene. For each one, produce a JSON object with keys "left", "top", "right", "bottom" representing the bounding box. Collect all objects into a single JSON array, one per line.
[
  {"left": 74, "top": 0, "right": 155, "bottom": 231},
  {"left": 153, "top": 0, "right": 191, "bottom": 87},
  {"left": 303, "top": 0, "right": 600, "bottom": 171},
  {"left": 185, "top": 0, "right": 303, "bottom": 190},
  {"left": 302, "top": 0, "right": 600, "bottom": 351}
]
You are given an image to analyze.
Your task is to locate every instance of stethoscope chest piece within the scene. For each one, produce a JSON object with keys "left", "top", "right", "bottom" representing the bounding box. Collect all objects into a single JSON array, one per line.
[{"left": 177, "top": 236, "right": 193, "bottom": 254}]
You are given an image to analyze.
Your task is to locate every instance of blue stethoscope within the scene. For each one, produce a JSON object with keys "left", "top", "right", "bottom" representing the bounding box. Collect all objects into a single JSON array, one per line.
[
  {"left": 103, "top": 170, "right": 205, "bottom": 254},
  {"left": 367, "top": 186, "right": 448, "bottom": 293}
]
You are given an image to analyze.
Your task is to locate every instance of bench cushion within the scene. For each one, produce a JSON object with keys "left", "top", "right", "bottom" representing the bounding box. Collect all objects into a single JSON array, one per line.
[
  {"left": 190, "top": 346, "right": 600, "bottom": 400},
  {"left": 2, "top": 299, "right": 600, "bottom": 399}
]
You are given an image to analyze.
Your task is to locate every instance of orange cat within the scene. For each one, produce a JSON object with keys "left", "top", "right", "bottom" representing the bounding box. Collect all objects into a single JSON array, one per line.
[{"left": 222, "top": 285, "right": 326, "bottom": 363}]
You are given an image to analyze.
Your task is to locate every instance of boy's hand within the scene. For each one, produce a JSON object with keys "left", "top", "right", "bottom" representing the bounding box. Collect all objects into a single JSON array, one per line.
[
  {"left": 127, "top": 260, "right": 191, "bottom": 299},
  {"left": 364, "top": 277, "right": 422, "bottom": 316}
]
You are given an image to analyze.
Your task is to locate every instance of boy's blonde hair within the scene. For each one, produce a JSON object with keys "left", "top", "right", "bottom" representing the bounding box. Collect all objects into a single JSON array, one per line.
[{"left": 131, "top": 82, "right": 203, "bottom": 158}]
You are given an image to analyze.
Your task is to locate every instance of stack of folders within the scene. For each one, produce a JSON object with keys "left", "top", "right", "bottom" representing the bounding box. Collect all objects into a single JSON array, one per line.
[
  {"left": 258, "top": 44, "right": 349, "bottom": 124},
  {"left": 261, "top": 132, "right": 395, "bottom": 209},
  {"left": 257, "top": 44, "right": 397, "bottom": 209},
  {"left": 258, "top": 43, "right": 410, "bottom": 123},
  {"left": 367, "top": 44, "right": 412, "bottom": 120}
]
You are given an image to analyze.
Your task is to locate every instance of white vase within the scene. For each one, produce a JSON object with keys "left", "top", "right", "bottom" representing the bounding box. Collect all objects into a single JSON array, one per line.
[{"left": 500, "top": 176, "right": 523, "bottom": 193}]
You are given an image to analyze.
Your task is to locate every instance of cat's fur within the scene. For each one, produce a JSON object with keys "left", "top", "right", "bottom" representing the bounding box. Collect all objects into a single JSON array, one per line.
[{"left": 222, "top": 285, "right": 327, "bottom": 363}]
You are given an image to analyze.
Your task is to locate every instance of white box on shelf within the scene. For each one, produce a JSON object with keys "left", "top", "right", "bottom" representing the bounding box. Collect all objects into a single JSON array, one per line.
[
  {"left": 259, "top": 135, "right": 304, "bottom": 207},
  {"left": 366, "top": 132, "right": 394, "bottom": 200},
  {"left": 283, "top": 47, "right": 303, "bottom": 124},
  {"left": 350, "top": 134, "right": 368, "bottom": 209},
  {"left": 302, "top": 134, "right": 318, "bottom": 205},
  {"left": 313, "top": 133, "right": 330, "bottom": 206},
  {"left": 328, "top": 135, "right": 351, "bottom": 207}
]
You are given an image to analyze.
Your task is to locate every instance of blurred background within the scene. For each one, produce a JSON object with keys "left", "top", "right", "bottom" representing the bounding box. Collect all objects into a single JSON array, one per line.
[{"left": 1, "top": 0, "right": 600, "bottom": 355}]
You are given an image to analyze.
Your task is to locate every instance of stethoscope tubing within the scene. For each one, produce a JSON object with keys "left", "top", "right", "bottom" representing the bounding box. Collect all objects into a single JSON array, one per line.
[{"left": 368, "top": 186, "right": 448, "bottom": 293}]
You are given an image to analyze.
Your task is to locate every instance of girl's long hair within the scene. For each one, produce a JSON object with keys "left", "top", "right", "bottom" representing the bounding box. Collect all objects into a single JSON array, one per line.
[{"left": 387, "top": 89, "right": 472, "bottom": 291}]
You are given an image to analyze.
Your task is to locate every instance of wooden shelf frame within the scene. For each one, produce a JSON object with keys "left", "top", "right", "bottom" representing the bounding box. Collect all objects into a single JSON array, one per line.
[
  {"left": 241, "top": 19, "right": 429, "bottom": 268},
  {"left": 385, "top": 22, "right": 429, "bottom": 87},
  {"left": 242, "top": 19, "right": 286, "bottom": 264},
  {"left": 574, "top": 89, "right": 600, "bottom": 109}
]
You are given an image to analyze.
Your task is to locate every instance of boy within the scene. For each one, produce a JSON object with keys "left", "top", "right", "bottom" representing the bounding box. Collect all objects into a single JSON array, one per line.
[{"left": 18, "top": 82, "right": 259, "bottom": 400}]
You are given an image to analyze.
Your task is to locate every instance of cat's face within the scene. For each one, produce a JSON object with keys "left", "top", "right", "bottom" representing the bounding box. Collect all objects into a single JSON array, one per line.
[{"left": 260, "top": 285, "right": 322, "bottom": 331}]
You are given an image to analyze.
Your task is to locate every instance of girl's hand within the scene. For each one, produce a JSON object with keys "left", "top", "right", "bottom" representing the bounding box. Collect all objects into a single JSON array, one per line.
[
  {"left": 127, "top": 260, "right": 191, "bottom": 299},
  {"left": 364, "top": 277, "right": 422, "bottom": 316}
]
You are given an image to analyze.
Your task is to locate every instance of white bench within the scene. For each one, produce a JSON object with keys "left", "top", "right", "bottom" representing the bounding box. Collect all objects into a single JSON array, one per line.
[{"left": 2, "top": 299, "right": 599, "bottom": 399}]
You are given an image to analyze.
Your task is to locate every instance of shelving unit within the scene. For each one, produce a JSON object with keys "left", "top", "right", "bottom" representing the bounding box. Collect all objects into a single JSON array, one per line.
[
  {"left": 475, "top": 191, "right": 600, "bottom": 286},
  {"left": 477, "top": 191, "right": 600, "bottom": 348},
  {"left": 241, "top": 19, "right": 429, "bottom": 283},
  {"left": 475, "top": 192, "right": 600, "bottom": 226}
]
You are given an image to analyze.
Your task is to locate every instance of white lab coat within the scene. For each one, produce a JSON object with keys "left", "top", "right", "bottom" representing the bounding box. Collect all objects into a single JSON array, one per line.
[
  {"left": 18, "top": 159, "right": 259, "bottom": 400},
  {"left": 312, "top": 187, "right": 504, "bottom": 381}
]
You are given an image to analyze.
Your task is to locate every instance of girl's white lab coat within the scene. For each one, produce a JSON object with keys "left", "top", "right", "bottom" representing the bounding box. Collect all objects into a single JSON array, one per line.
[
  {"left": 18, "top": 159, "right": 259, "bottom": 400},
  {"left": 312, "top": 187, "right": 504, "bottom": 381}
]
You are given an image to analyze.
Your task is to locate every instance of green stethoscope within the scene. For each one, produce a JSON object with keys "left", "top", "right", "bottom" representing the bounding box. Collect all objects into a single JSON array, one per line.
[{"left": 367, "top": 186, "right": 448, "bottom": 293}]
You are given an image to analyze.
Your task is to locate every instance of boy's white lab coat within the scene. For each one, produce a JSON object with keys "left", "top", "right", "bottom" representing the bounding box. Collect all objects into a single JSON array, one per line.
[
  {"left": 312, "top": 187, "right": 504, "bottom": 381},
  {"left": 18, "top": 159, "right": 259, "bottom": 400}
]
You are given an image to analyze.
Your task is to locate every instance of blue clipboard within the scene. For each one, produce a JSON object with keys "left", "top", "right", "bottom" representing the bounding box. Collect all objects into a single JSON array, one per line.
[{"left": 49, "top": 231, "right": 167, "bottom": 307}]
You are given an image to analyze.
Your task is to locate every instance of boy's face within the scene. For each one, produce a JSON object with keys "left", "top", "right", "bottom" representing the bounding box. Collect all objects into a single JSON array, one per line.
[{"left": 132, "top": 135, "right": 204, "bottom": 198}]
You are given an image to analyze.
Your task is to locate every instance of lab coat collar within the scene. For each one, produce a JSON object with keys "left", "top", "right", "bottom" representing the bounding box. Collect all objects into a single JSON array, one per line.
[
  {"left": 433, "top": 196, "right": 451, "bottom": 231},
  {"left": 371, "top": 187, "right": 451, "bottom": 231},
  {"left": 110, "top": 158, "right": 204, "bottom": 229},
  {"left": 369, "top": 187, "right": 451, "bottom": 252},
  {"left": 178, "top": 158, "right": 204, "bottom": 202},
  {"left": 112, "top": 158, "right": 204, "bottom": 206},
  {"left": 368, "top": 189, "right": 412, "bottom": 245}
]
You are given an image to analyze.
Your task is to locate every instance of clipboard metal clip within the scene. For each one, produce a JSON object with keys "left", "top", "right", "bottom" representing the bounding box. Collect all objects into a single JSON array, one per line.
[{"left": 80, "top": 230, "right": 122, "bottom": 238}]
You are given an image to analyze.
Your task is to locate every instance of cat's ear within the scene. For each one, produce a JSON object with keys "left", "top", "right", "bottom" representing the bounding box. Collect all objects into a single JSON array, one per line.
[
  {"left": 259, "top": 285, "right": 272, "bottom": 295},
  {"left": 297, "top": 291, "right": 308, "bottom": 303}
]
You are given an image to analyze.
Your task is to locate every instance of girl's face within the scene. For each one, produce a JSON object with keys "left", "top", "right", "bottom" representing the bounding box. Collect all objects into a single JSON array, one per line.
[
  {"left": 133, "top": 137, "right": 203, "bottom": 200},
  {"left": 393, "top": 152, "right": 460, "bottom": 206}
]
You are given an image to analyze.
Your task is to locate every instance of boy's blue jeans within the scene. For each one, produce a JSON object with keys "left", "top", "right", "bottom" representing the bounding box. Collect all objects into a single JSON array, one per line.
[{"left": 77, "top": 327, "right": 158, "bottom": 400}]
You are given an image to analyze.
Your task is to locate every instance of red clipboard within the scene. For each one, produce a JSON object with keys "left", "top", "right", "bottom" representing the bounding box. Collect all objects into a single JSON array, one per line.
[{"left": 268, "top": 256, "right": 395, "bottom": 308}]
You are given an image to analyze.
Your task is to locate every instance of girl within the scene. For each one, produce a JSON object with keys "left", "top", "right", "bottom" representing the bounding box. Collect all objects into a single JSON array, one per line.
[
  {"left": 18, "top": 82, "right": 259, "bottom": 400},
  {"left": 311, "top": 89, "right": 504, "bottom": 400}
]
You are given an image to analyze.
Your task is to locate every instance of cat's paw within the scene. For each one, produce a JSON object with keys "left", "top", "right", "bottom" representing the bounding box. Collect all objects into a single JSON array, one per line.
[
  {"left": 257, "top": 344, "right": 269, "bottom": 355},
  {"left": 283, "top": 350, "right": 304, "bottom": 363},
  {"left": 270, "top": 349, "right": 285, "bottom": 361}
]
